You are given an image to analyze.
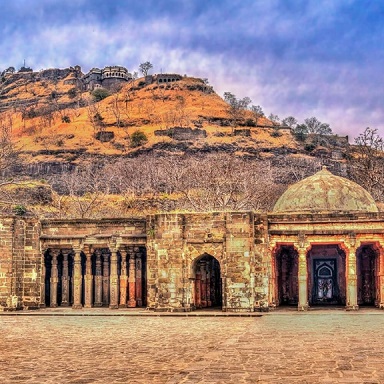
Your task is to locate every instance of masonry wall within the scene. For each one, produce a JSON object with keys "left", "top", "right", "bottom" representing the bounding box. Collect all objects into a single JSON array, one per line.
[
  {"left": 147, "top": 212, "right": 269, "bottom": 312},
  {"left": 0, "top": 217, "right": 41, "bottom": 310}
]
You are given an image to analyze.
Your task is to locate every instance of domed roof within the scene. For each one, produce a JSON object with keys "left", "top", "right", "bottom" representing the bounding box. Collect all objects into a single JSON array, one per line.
[{"left": 273, "top": 167, "right": 378, "bottom": 213}]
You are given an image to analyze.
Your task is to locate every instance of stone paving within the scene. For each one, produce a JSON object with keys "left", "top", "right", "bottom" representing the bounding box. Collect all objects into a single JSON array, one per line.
[{"left": 1, "top": 309, "right": 384, "bottom": 383}]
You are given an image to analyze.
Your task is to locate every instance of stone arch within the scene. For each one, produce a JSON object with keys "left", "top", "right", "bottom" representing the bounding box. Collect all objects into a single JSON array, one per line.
[
  {"left": 191, "top": 253, "right": 222, "bottom": 309},
  {"left": 357, "top": 243, "right": 380, "bottom": 306},
  {"left": 274, "top": 244, "right": 299, "bottom": 306},
  {"left": 307, "top": 243, "right": 346, "bottom": 306}
]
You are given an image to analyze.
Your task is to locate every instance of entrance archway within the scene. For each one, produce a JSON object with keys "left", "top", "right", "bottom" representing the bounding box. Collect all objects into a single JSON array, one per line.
[
  {"left": 357, "top": 245, "right": 379, "bottom": 306},
  {"left": 193, "top": 254, "right": 222, "bottom": 309},
  {"left": 308, "top": 244, "right": 346, "bottom": 306},
  {"left": 275, "top": 246, "right": 298, "bottom": 306}
]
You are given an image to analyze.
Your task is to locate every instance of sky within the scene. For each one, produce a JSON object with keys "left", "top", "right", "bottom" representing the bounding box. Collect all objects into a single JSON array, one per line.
[{"left": 1, "top": 0, "right": 383, "bottom": 140}]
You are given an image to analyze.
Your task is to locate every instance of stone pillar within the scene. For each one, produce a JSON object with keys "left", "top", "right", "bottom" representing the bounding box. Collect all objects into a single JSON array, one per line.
[
  {"left": 346, "top": 246, "right": 359, "bottom": 310},
  {"left": 72, "top": 249, "right": 83, "bottom": 309},
  {"left": 50, "top": 250, "right": 59, "bottom": 308},
  {"left": 102, "top": 252, "right": 110, "bottom": 306},
  {"left": 298, "top": 248, "right": 309, "bottom": 311},
  {"left": 84, "top": 250, "right": 93, "bottom": 308},
  {"left": 94, "top": 250, "right": 103, "bottom": 307},
  {"left": 40, "top": 251, "right": 46, "bottom": 308},
  {"left": 128, "top": 250, "right": 136, "bottom": 307},
  {"left": 119, "top": 250, "right": 128, "bottom": 308},
  {"left": 378, "top": 247, "right": 384, "bottom": 309},
  {"left": 61, "top": 251, "right": 70, "bottom": 306},
  {"left": 109, "top": 249, "right": 119, "bottom": 309},
  {"left": 135, "top": 252, "right": 143, "bottom": 307}
]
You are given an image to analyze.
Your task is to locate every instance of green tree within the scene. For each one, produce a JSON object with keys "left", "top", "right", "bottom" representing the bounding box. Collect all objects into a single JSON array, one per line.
[{"left": 292, "top": 124, "right": 309, "bottom": 141}]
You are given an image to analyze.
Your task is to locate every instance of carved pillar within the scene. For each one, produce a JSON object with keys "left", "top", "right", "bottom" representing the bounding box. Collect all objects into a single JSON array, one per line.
[
  {"left": 298, "top": 248, "right": 309, "bottom": 311},
  {"left": 94, "top": 250, "right": 103, "bottom": 307},
  {"left": 346, "top": 246, "right": 358, "bottom": 310},
  {"left": 109, "top": 249, "right": 119, "bottom": 309},
  {"left": 84, "top": 250, "right": 93, "bottom": 308},
  {"left": 119, "top": 250, "right": 128, "bottom": 308},
  {"left": 135, "top": 251, "right": 143, "bottom": 307},
  {"left": 61, "top": 251, "right": 70, "bottom": 306},
  {"left": 72, "top": 249, "right": 83, "bottom": 309},
  {"left": 127, "top": 250, "right": 136, "bottom": 307},
  {"left": 40, "top": 251, "right": 47, "bottom": 308},
  {"left": 102, "top": 252, "right": 110, "bottom": 306},
  {"left": 50, "top": 250, "right": 59, "bottom": 308}
]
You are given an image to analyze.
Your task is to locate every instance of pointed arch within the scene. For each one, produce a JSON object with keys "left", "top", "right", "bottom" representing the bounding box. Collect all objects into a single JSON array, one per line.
[{"left": 191, "top": 253, "right": 222, "bottom": 309}]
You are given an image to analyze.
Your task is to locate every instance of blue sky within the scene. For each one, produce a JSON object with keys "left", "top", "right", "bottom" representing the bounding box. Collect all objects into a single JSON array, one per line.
[{"left": 1, "top": 0, "right": 383, "bottom": 139}]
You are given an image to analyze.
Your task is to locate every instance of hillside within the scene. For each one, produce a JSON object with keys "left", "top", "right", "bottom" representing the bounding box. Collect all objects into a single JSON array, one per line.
[
  {"left": 0, "top": 67, "right": 348, "bottom": 165},
  {"left": 0, "top": 66, "right": 356, "bottom": 218}
]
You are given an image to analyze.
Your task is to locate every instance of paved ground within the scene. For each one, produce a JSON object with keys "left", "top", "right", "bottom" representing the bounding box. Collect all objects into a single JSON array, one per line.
[{"left": 1, "top": 309, "right": 384, "bottom": 383}]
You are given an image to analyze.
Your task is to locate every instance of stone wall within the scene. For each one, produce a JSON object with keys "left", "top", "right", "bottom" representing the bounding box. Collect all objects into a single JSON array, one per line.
[
  {"left": 146, "top": 212, "right": 268, "bottom": 312},
  {"left": 0, "top": 217, "right": 41, "bottom": 310}
]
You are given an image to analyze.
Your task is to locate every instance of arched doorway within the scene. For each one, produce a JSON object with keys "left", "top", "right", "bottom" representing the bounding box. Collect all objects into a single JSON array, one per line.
[
  {"left": 357, "top": 245, "right": 379, "bottom": 306},
  {"left": 193, "top": 254, "right": 222, "bottom": 309},
  {"left": 308, "top": 244, "right": 346, "bottom": 306},
  {"left": 275, "top": 246, "right": 298, "bottom": 306}
]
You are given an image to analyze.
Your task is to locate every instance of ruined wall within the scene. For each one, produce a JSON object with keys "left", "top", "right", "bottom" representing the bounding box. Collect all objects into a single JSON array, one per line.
[
  {"left": 0, "top": 212, "right": 276, "bottom": 312},
  {"left": 0, "top": 217, "right": 17, "bottom": 307},
  {"left": 0, "top": 217, "right": 41, "bottom": 310},
  {"left": 147, "top": 212, "right": 269, "bottom": 312}
]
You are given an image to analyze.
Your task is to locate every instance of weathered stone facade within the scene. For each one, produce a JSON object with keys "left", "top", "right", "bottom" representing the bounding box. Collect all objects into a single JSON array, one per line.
[{"left": 1, "top": 169, "right": 384, "bottom": 312}]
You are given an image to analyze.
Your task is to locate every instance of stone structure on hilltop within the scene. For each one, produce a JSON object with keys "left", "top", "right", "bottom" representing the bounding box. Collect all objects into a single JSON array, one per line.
[
  {"left": 1, "top": 168, "right": 384, "bottom": 312},
  {"left": 82, "top": 66, "right": 132, "bottom": 90}
]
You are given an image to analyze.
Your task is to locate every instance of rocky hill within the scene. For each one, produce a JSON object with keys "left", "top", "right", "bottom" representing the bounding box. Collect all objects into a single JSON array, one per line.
[
  {"left": 0, "top": 67, "right": 349, "bottom": 172},
  {"left": 0, "top": 66, "right": 356, "bottom": 218}
]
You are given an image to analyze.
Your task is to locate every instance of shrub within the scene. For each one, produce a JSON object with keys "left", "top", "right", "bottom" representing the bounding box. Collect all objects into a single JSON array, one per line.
[
  {"left": 130, "top": 130, "right": 148, "bottom": 148},
  {"left": 91, "top": 87, "right": 110, "bottom": 102},
  {"left": 61, "top": 115, "right": 71, "bottom": 123},
  {"left": 245, "top": 118, "right": 256, "bottom": 127},
  {"left": 13, "top": 205, "right": 27, "bottom": 216},
  {"left": 305, "top": 143, "right": 316, "bottom": 152}
]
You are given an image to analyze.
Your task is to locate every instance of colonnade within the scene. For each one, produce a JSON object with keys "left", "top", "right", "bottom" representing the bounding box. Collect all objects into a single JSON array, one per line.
[
  {"left": 273, "top": 243, "right": 383, "bottom": 310},
  {"left": 41, "top": 246, "right": 146, "bottom": 309}
]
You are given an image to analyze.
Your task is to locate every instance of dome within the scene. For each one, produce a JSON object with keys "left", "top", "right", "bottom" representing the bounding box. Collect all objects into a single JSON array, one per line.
[{"left": 273, "top": 167, "right": 378, "bottom": 213}]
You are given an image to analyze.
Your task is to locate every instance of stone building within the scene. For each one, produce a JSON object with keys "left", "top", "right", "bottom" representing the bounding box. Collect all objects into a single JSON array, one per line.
[
  {"left": 1, "top": 167, "right": 384, "bottom": 312},
  {"left": 82, "top": 66, "right": 132, "bottom": 90}
]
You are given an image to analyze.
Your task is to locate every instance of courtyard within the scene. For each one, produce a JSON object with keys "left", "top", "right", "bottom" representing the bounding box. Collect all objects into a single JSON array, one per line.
[{"left": 1, "top": 309, "right": 384, "bottom": 383}]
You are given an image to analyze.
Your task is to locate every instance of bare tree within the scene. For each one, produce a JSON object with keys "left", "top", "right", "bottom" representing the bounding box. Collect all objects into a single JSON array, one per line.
[
  {"left": 282, "top": 116, "right": 298, "bottom": 128},
  {"left": 223, "top": 92, "right": 252, "bottom": 129},
  {"left": 139, "top": 61, "right": 153, "bottom": 77},
  {"left": 348, "top": 127, "right": 384, "bottom": 201},
  {"left": 250, "top": 105, "right": 264, "bottom": 127},
  {"left": 49, "top": 164, "right": 116, "bottom": 218}
]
